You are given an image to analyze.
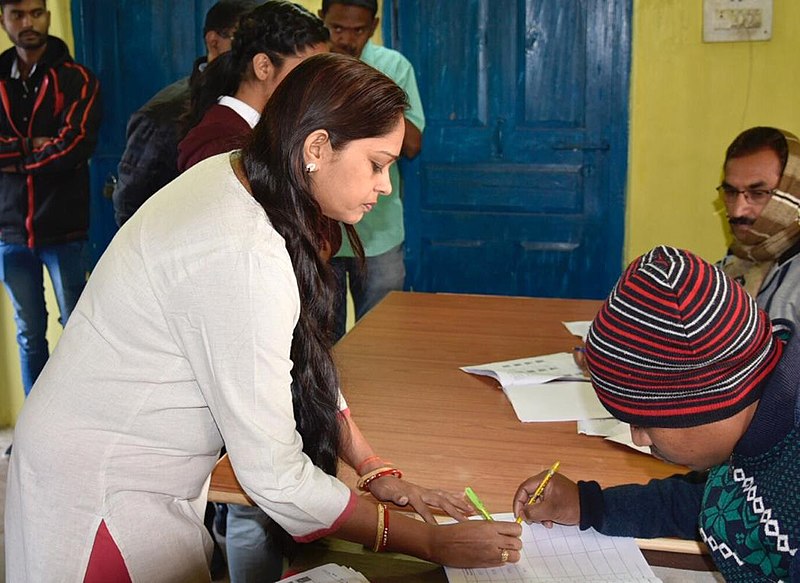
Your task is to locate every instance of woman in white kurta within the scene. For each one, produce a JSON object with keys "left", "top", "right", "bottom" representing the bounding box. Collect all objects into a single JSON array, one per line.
[{"left": 5, "top": 54, "right": 522, "bottom": 582}]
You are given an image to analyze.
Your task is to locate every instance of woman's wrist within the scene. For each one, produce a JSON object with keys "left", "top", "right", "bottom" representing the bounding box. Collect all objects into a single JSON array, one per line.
[
  {"left": 355, "top": 455, "right": 384, "bottom": 476},
  {"left": 357, "top": 466, "right": 403, "bottom": 491}
]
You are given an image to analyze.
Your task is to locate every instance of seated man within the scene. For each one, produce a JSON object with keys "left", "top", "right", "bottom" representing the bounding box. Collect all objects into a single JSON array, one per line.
[
  {"left": 515, "top": 245, "right": 800, "bottom": 581},
  {"left": 717, "top": 126, "right": 800, "bottom": 326}
]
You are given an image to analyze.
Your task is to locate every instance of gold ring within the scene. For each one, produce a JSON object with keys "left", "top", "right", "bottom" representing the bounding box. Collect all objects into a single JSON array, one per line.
[{"left": 500, "top": 549, "right": 509, "bottom": 563}]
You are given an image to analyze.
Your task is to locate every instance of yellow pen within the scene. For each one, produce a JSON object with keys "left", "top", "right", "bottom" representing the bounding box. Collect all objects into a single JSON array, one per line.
[
  {"left": 516, "top": 461, "right": 561, "bottom": 524},
  {"left": 464, "top": 487, "right": 493, "bottom": 521}
]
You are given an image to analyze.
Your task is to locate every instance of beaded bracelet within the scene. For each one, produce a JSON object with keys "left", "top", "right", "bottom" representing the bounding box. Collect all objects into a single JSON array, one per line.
[
  {"left": 355, "top": 455, "right": 384, "bottom": 476},
  {"left": 372, "top": 503, "right": 389, "bottom": 552},
  {"left": 357, "top": 467, "right": 403, "bottom": 492}
]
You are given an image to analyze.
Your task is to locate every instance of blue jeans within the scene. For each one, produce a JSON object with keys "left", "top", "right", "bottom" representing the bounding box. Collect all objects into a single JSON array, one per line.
[
  {"left": 0, "top": 241, "right": 87, "bottom": 395},
  {"left": 331, "top": 244, "right": 405, "bottom": 341},
  {"left": 226, "top": 504, "right": 283, "bottom": 582}
]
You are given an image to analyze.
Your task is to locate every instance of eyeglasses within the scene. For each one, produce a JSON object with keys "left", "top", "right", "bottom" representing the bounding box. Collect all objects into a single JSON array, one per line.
[{"left": 716, "top": 184, "right": 775, "bottom": 206}]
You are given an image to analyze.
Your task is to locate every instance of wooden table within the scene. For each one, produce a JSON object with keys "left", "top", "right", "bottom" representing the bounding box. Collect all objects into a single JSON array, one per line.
[{"left": 209, "top": 291, "right": 714, "bottom": 576}]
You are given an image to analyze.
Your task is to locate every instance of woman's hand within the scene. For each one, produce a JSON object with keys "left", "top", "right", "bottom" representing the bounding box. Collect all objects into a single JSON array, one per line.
[
  {"left": 428, "top": 520, "right": 523, "bottom": 568},
  {"left": 368, "top": 476, "right": 474, "bottom": 524},
  {"left": 513, "top": 472, "right": 580, "bottom": 528}
]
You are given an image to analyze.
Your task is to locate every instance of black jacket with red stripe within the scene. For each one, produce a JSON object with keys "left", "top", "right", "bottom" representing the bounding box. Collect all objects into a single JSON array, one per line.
[{"left": 0, "top": 36, "right": 101, "bottom": 247}]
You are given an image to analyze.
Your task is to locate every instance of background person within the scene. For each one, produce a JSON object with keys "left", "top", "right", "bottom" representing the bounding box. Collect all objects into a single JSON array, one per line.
[
  {"left": 0, "top": 0, "right": 100, "bottom": 405},
  {"left": 515, "top": 245, "right": 800, "bottom": 582},
  {"left": 318, "top": 0, "right": 424, "bottom": 340},
  {"left": 178, "top": 0, "right": 328, "bottom": 173},
  {"left": 112, "top": 0, "right": 257, "bottom": 227},
  {"left": 717, "top": 127, "right": 800, "bottom": 327},
  {"left": 6, "top": 54, "right": 521, "bottom": 582}
]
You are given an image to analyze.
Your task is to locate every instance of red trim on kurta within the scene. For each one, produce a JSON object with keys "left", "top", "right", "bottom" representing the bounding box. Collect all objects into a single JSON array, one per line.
[
  {"left": 83, "top": 520, "right": 132, "bottom": 583},
  {"left": 292, "top": 489, "right": 359, "bottom": 543}
]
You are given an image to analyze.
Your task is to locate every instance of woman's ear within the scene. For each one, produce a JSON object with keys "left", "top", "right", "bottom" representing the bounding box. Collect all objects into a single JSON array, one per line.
[
  {"left": 303, "top": 129, "right": 331, "bottom": 169},
  {"left": 252, "top": 53, "right": 274, "bottom": 82}
]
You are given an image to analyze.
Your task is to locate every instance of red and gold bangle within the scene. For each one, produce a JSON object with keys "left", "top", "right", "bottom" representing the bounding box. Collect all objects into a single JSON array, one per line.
[
  {"left": 357, "top": 467, "right": 403, "bottom": 492},
  {"left": 372, "top": 503, "right": 389, "bottom": 552},
  {"left": 379, "top": 505, "right": 390, "bottom": 552},
  {"left": 355, "top": 455, "right": 384, "bottom": 476}
]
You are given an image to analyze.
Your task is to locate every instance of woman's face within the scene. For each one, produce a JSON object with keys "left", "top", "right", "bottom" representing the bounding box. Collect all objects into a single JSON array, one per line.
[{"left": 310, "top": 115, "right": 405, "bottom": 224}]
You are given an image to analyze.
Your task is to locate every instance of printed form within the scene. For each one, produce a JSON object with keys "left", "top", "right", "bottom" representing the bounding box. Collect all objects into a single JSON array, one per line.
[{"left": 445, "top": 513, "right": 661, "bottom": 583}]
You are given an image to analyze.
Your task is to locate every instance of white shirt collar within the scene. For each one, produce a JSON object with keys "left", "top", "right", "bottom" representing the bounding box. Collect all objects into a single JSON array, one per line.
[
  {"left": 10, "top": 58, "right": 37, "bottom": 80},
  {"left": 217, "top": 96, "right": 261, "bottom": 129}
]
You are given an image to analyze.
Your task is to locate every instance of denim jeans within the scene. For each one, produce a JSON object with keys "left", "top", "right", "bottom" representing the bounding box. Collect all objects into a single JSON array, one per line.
[
  {"left": 0, "top": 241, "right": 87, "bottom": 395},
  {"left": 331, "top": 244, "right": 405, "bottom": 341},
  {"left": 226, "top": 504, "right": 283, "bottom": 583}
]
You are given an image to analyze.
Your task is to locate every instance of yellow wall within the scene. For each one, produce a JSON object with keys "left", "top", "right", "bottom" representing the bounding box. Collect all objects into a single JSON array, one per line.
[
  {"left": 627, "top": 0, "right": 800, "bottom": 264},
  {"left": 0, "top": 0, "right": 74, "bottom": 426}
]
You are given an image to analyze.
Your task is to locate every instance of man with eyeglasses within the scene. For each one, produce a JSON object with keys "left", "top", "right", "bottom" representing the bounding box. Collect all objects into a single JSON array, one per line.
[{"left": 718, "top": 126, "right": 800, "bottom": 326}]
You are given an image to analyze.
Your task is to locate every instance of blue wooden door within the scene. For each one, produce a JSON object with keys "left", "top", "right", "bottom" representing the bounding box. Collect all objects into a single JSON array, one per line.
[
  {"left": 71, "top": 1, "right": 214, "bottom": 265},
  {"left": 387, "top": 0, "right": 630, "bottom": 299}
]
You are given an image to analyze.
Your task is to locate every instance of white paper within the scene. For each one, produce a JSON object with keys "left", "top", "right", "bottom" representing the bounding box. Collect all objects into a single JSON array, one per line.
[
  {"left": 277, "top": 563, "right": 369, "bottom": 583},
  {"left": 563, "top": 320, "right": 592, "bottom": 341},
  {"left": 577, "top": 418, "right": 622, "bottom": 437},
  {"left": 445, "top": 513, "right": 661, "bottom": 583},
  {"left": 577, "top": 420, "right": 652, "bottom": 455},
  {"left": 502, "top": 381, "right": 610, "bottom": 422},
  {"left": 461, "top": 352, "right": 585, "bottom": 387}
]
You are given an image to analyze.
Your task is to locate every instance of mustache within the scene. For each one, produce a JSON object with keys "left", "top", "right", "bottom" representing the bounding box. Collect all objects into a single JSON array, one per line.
[{"left": 728, "top": 216, "right": 755, "bottom": 227}]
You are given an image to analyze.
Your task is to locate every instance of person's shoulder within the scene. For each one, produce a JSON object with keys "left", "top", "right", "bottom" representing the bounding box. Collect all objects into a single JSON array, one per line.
[
  {"left": 361, "top": 41, "right": 415, "bottom": 72},
  {"left": 137, "top": 78, "right": 190, "bottom": 117}
]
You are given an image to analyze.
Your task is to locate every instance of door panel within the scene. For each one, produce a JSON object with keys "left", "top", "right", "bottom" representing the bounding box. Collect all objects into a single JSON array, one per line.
[
  {"left": 71, "top": 1, "right": 214, "bottom": 265},
  {"left": 393, "top": 0, "right": 630, "bottom": 299}
]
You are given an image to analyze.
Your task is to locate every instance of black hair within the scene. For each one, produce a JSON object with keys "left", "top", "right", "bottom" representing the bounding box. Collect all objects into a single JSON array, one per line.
[
  {"left": 184, "top": 0, "right": 329, "bottom": 132},
  {"left": 320, "top": 0, "right": 378, "bottom": 18},
  {"left": 0, "top": 0, "right": 46, "bottom": 8},
  {"left": 241, "top": 52, "right": 407, "bottom": 477},
  {"left": 725, "top": 126, "right": 789, "bottom": 173},
  {"left": 203, "top": 0, "right": 258, "bottom": 35}
]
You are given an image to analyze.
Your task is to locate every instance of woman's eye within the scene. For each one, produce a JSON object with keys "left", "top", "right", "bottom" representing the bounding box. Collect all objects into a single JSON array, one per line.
[{"left": 371, "top": 162, "right": 383, "bottom": 173}]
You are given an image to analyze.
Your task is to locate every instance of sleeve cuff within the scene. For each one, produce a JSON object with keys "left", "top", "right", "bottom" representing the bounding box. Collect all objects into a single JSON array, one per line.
[
  {"left": 578, "top": 480, "right": 604, "bottom": 531},
  {"left": 292, "top": 489, "right": 358, "bottom": 543}
]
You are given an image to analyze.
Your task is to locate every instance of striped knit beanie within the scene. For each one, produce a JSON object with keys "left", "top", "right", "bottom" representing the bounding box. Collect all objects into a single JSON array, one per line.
[{"left": 584, "top": 246, "right": 782, "bottom": 428}]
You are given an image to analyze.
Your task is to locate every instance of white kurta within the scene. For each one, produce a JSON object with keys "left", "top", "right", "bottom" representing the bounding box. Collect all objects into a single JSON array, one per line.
[{"left": 5, "top": 153, "right": 353, "bottom": 582}]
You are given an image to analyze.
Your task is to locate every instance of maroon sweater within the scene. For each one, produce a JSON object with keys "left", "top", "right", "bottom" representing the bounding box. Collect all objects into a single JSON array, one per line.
[{"left": 177, "top": 103, "right": 251, "bottom": 172}]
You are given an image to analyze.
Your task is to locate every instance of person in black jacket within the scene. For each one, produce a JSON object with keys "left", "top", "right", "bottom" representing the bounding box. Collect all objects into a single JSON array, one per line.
[
  {"left": 112, "top": 0, "right": 258, "bottom": 227},
  {"left": 0, "top": 0, "right": 101, "bottom": 399}
]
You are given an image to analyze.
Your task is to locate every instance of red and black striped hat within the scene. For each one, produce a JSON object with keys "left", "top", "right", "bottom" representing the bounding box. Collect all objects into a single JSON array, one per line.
[{"left": 584, "top": 246, "right": 782, "bottom": 428}]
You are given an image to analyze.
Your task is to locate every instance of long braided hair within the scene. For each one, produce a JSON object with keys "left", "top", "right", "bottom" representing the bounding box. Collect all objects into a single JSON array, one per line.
[{"left": 241, "top": 53, "right": 408, "bottom": 474}]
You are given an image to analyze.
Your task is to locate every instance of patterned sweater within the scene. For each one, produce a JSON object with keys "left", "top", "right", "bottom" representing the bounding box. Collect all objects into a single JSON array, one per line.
[{"left": 579, "top": 325, "right": 800, "bottom": 581}]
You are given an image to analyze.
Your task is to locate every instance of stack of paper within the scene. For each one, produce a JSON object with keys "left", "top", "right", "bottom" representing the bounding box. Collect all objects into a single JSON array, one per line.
[
  {"left": 278, "top": 563, "right": 369, "bottom": 583},
  {"left": 444, "top": 513, "right": 661, "bottom": 582},
  {"left": 461, "top": 352, "right": 609, "bottom": 422}
]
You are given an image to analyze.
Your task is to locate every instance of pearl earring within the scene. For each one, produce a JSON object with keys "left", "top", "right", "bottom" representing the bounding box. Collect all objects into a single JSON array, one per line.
[{"left": 305, "top": 162, "right": 318, "bottom": 173}]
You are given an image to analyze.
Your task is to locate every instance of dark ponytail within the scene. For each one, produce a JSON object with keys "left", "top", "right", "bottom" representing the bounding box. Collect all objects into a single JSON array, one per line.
[{"left": 242, "top": 53, "right": 408, "bottom": 475}]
